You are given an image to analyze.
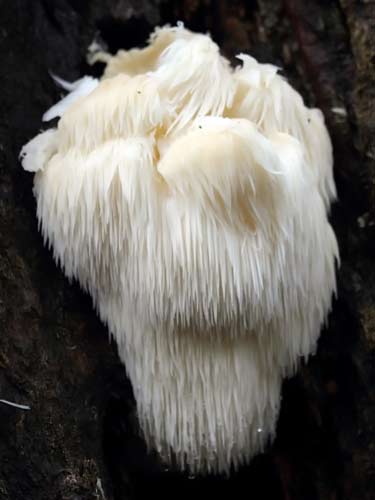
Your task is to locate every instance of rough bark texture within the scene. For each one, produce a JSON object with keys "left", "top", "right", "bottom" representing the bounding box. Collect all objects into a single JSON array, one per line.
[{"left": 0, "top": 1, "right": 374, "bottom": 499}]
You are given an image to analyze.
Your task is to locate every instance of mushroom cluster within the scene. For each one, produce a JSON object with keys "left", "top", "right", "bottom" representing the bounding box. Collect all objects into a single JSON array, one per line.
[{"left": 20, "top": 24, "right": 338, "bottom": 475}]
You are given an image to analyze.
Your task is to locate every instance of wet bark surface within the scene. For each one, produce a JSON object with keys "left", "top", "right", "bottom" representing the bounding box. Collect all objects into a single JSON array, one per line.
[{"left": 0, "top": 1, "right": 374, "bottom": 499}]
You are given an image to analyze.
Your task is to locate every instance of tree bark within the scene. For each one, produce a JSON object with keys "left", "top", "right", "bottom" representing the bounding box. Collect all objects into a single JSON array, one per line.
[{"left": 0, "top": 1, "right": 374, "bottom": 499}]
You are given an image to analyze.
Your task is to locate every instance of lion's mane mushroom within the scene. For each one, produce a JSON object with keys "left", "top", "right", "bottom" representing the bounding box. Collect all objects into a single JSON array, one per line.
[{"left": 20, "top": 24, "right": 338, "bottom": 475}]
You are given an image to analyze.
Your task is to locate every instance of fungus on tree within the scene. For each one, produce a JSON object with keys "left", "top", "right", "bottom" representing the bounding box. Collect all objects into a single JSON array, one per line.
[{"left": 20, "top": 24, "right": 338, "bottom": 475}]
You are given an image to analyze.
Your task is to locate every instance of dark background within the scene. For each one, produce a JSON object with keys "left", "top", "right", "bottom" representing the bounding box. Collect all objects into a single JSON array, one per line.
[{"left": 0, "top": 1, "right": 374, "bottom": 499}]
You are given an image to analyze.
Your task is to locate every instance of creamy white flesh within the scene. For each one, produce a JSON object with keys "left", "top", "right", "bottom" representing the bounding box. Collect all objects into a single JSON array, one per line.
[{"left": 20, "top": 24, "right": 338, "bottom": 475}]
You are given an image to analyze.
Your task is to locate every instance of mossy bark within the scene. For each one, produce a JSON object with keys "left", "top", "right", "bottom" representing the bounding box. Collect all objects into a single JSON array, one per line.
[{"left": 0, "top": 1, "right": 374, "bottom": 499}]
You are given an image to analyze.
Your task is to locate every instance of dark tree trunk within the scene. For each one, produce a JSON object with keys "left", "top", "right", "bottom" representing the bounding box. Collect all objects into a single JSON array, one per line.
[{"left": 0, "top": 1, "right": 374, "bottom": 499}]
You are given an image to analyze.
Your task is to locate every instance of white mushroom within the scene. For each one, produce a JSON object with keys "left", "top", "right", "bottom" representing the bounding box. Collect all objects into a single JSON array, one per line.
[{"left": 20, "top": 24, "right": 338, "bottom": 475}]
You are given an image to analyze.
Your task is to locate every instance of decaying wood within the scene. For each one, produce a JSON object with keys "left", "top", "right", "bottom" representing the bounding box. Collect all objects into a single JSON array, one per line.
[{"left": 0, "top": 1, "right": 374, "bottom": 498}]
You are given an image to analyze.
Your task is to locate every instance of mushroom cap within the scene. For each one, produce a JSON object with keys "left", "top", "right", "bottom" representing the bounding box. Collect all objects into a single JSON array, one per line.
[{"left": 229, "top": 54, "right": 336, "bottom": 207}]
